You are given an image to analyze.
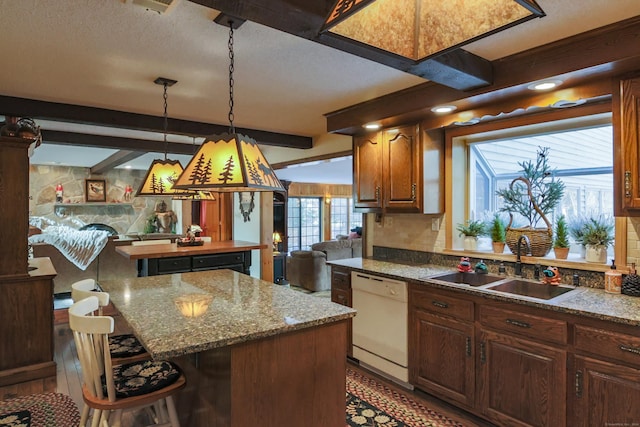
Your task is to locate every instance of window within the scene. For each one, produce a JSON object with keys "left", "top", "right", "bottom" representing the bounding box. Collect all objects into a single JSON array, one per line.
[
  {"left": 459, "top": 113, "right": 614, "bottom": 258},
  {"left": 330, "top": 198, "right": 363, "bottom": 239},
  {"left": 287, "top": 197, "right": 321, "bottom": 251}
]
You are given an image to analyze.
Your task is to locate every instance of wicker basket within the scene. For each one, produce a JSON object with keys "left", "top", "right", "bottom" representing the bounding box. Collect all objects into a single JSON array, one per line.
[
  {"left": 505, "top": 227, "right": 553, "bottom": 257},
  {"left": 504, "top": 177, "right": 553, "bottom": 257}
]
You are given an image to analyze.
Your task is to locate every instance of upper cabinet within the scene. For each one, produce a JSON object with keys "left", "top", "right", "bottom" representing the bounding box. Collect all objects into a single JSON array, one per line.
[
  {"left": 614, "top": 75, "right": 640, "bottom": 215},
  {"left": 353, "top": 123, "right": 443, "bottom": 214}
]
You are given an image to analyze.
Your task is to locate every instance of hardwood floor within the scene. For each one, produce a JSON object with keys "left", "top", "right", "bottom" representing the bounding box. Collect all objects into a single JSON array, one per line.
[{"left": 1, "top": 308, "right": 493, "bottom": 426}]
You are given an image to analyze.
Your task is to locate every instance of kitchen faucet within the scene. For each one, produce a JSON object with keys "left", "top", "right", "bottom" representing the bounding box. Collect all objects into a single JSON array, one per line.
[{"left": 515, "top": 235, "right": 531, "bottom": 277}]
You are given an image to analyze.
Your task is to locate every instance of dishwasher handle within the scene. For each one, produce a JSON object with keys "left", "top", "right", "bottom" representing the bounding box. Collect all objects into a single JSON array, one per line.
[{"left": 355, "top": 273, "right": 383, "bottom": 282}]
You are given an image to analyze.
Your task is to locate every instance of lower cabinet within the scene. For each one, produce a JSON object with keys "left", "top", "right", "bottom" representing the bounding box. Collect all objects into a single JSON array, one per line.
[
  {"left": 330, "top": 266, "right": 352, "bottom": 357},
  {"left": 571, "top": 355, "right": 640, "bottom": 426},
  {"left": 478, "top": 329, "right": 566, "bottom": 427},
  {"left": 411, "top": 310, "right": 475, "bottom": 408},
  {"left": 143, "top": 251, "right": 251, "bottom": 276},
  {"left": 409, "top": 287, "right": 475, "bottom": 408}
]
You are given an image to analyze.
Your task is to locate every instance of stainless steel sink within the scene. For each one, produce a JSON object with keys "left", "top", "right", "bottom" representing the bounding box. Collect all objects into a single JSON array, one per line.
[
  {"left": 488, "top": 280, "right": 576, "bottom": 300},
  {"left": 428, "top": 272, "right": 505, "bottom": 287}
]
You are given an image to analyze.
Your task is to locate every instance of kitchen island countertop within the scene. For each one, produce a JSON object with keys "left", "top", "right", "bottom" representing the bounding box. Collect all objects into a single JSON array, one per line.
[{"left": 100, "top": 269, "right": 355, "bottom": 360}]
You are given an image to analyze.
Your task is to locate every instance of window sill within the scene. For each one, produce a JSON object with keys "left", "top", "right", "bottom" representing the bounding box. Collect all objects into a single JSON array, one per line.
[{"left": 442, "top": 249, "right": 615, "bottom": 273}]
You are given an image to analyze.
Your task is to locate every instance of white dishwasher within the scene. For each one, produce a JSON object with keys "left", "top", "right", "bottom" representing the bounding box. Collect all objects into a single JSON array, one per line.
[{"left": 351, "top": 271, "right": 410, "bottom": 386}]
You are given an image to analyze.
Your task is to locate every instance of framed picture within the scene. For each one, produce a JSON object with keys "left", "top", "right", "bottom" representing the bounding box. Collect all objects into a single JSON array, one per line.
[{"left": 85, "top": 179, "right": 106, "bottom": 202}]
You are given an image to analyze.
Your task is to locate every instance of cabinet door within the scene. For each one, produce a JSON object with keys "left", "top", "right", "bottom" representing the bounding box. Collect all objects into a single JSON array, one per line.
[
  {"left": 353, "top": 133, "right": 383, "bottom": 210},
  {"left": 614, "top": 76, "right": 640, "bottom": 214},
  {"left": 410, "top": 310, "right": 474, "bottom": 408},
  {"left": 383, "top": 124, "right": 421, "bottom": 212},
  {"left": 571, "top": 355, "right": 640, "bottom": 427},
  {"left": 478, "top": 329, "right": 566, "bottom": 427}
]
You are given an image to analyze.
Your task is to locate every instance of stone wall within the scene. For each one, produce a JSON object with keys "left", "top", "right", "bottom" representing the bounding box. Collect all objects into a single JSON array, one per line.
[{"left": 29, "top": 165, "right": 160, "bottom": 235}]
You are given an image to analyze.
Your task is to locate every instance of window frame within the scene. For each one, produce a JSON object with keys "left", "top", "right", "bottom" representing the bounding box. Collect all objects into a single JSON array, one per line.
[{"left": 443, "top": 102, "right": 624, "bottom": 271}]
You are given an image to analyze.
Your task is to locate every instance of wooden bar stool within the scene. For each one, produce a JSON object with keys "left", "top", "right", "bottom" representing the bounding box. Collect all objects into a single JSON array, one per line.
[
  {"left": 71, "top": 279, "right": 148, "bottom": 365},
  {"left": 69, "top": 296, "right": 185, "bottom": 427}
]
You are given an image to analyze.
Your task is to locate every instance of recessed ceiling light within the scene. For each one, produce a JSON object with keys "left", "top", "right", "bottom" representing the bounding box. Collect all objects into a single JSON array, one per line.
[
  {"left": 431, "top": 105, "right": 457, "bottom": 114},
  {"left": 363, "top": 123, "right": 381, "bottom": 130},
  {"left": 124, "top": 165, "right": 132, "bottom": 169},
  {"left": 527, "top": 79, "right": 563, "bottom": 91}
]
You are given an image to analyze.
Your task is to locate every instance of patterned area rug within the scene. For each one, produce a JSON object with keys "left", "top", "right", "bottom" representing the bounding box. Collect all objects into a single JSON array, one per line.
[{"left": 346, "top": 369, "right": 465, "bottom": 427}]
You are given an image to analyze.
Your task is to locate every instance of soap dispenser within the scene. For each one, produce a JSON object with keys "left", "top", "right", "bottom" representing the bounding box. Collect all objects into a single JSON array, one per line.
[{"left": 604, "top": 259, "right": 622, "bottom": 294}]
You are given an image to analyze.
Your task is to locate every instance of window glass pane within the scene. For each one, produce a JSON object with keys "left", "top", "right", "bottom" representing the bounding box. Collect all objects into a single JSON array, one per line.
[
  {"left": 287, "top": 197, "right": 321, "bottom": 250},
  {"left": 331, "top": 198, "right": 349, "bottom": 238},
  {"left": 470, "top": 123, "right": 613, "bottom": 258}
]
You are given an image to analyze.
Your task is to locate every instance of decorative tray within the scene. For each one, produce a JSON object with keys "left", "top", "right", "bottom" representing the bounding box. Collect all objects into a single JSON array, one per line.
[{"left": 177, "top": 240, "right": 205, "bottom": 247}]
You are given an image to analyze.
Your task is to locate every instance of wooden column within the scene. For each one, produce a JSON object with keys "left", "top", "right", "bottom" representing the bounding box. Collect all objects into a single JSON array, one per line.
[{"left": 0, "top": 136, "right": 31, "bottom": 278}]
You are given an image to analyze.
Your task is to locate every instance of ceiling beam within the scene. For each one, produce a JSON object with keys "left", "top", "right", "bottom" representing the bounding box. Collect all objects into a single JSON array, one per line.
[
  {"left": 325, "top": 15, "right": 640, "bottom": 134},
  {"left": 90, "top": 150, "right": 145, "bottom": 175},
  {"left": 0, "top": 95, "right": 312, "bottom": 149},
  {"left": 189, "top": 0, "right": 493, "bottom": 90},
  {"left": 40, "top": 130, "right": 199, "bottom": 154}
]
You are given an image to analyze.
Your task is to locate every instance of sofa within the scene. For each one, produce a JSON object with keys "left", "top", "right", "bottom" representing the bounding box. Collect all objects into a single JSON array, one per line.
[{"left": 286, "top": 237, "right": 362, "bottom": 292}]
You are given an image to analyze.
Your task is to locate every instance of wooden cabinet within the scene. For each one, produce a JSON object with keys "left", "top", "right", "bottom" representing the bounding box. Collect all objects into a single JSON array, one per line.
[
  {"left": 478, "top": 328, "right": 566, "bottom": 427},
  {"left": 330, "top": 266, "right": 352, "bottom": 357},
  {"left": 614, "top": 75, "right": 640, "bottom": 215},
  {"left": 478, "top": 305, "right": 567, "bottom": 427},
  {"left": 409, "top": 286, "right": 475, "bottom": 408},
  {"left": 570, "top": 323, "right": 640, "bottom": 425},
  {"left": 143, "top": 251, "right": 251, "bottom": 276},
  {"left": 354, "top": 124, "right": 442, "bottom": 213}
]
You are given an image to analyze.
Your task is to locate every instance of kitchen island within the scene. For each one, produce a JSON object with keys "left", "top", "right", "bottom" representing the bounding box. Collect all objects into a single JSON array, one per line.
[
  {"left": 100, "top": 269, "right": 355, "bottom": 427},
  {"left": 115, "top": 239, "right": 266, "bottom": 276}
]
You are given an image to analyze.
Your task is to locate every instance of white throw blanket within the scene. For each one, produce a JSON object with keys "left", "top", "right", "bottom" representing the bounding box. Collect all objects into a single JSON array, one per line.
[{"left": 28, "top": 225, "right": 109, "bottom": 270}]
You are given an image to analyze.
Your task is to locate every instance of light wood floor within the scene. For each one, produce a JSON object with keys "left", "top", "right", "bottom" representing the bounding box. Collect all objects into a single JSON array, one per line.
[{"left": 2, "top": 308, "right": 493, "bottom": 427}]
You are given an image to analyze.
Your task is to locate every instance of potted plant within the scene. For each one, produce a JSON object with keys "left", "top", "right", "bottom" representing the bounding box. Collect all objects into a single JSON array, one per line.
[
  {"left": 582, "top": 215, "right": 614, "bottom": 263},
  {"left": 488, "top": 213, "right": 506, "bottom": 253},
  {"left": 496, "top": 147, "right": 565, "bottom": 256},
  {"left": 569, "top": 216, "right": 588, "bottom": 257},
  {"left": 456, "top": 219, "right": 486, "bottom": 251},
  {"left": 553, "top": 214, "right": 570, "bottom": 259}
]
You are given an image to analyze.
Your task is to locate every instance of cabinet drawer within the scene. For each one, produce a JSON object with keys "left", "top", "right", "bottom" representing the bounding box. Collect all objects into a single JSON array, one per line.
[
  {"left": 574, "top": 324, "right": 640, "bottom": 367},
  {"left": 157, "top": 256, "right": 192, "bottom": 274},
  {"left": 192, "top": 253, "right": 244, "bottom": 270},
  {"left": 332, "top": 268, "right": 351, "bottom": 290},
  {"left": 411, "top": 288, "right": 474, "bottom": 322},
  {"left": 479, "top": 305, "right": 567, "bottom": 345}
]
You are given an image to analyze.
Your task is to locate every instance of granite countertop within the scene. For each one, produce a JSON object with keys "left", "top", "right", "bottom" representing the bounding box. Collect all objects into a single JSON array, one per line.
[
  {"left": 100, "top": 269, "right": 355, "bottom": 360},
  {"left": 330, "top": 258, "right": 640, "bottom": 327}
]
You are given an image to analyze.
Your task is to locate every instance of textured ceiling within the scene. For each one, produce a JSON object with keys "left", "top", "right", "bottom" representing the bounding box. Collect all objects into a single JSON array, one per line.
[{"left": 2, "top": 0, "right": 640, "bottom": 183}]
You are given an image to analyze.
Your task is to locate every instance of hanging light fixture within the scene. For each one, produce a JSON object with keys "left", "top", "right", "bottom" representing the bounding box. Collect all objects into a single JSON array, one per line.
[
  {"left": 172, "top": 137, "right": 217, "bottom": 201},
  {"left": 136, "top": 77, "right": 193, "bottom": 197},
  {"left": 173, "top": 18, "right": 284, "bottom": 193}
]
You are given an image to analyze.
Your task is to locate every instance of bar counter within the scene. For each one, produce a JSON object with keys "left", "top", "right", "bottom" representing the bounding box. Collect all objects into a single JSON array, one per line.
[{"left": 100, "top": 269, "right": 356, "bottom": 426}]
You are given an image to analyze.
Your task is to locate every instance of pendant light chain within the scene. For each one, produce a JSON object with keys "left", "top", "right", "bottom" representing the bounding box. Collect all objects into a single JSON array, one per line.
[
  {"left": 228, "top": 22, "right": 235, "bottom": 135},
  {"left": 162, "top": 81, "right": 169, "bottom": 160}
]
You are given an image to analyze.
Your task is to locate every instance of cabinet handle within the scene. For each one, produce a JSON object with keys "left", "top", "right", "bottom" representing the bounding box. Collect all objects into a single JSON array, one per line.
[
  {"left": 431, "top": 300, "right": 449, "bottom": 309},
  {"left": 625, "top": 170, "right": 632, "bottom": 198},
  {"left": 619, "top": 344, "right": 640, "bottom": 356},
  {"left": 480, "top": 341, "right": 486, "bottom": 363},
  {"left": 375, "top": 186, "right": 381, "bottom": 204},
  {"left": 506, "top": 318, "right": 531, "bottom": 329},
  {"left": 337, "top": 294, "right": 346, "bottom": 305},
  {"left": 411, "top": 183, "right": 417, "bottom": 201},
  {"left": 466, "top": 337, "right": 471, "bottom": 357},
  {"left": 575, "top": 370, "right": 583, "bottom": 398}
]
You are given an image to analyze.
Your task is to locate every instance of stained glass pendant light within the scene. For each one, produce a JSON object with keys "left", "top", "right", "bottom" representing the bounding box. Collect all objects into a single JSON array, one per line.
[
  {"left": 136, "top": 77, "right": 192, "bottom": 197},
  {"left": 174, "top": 19, "right": 284, "bottom": 193}
]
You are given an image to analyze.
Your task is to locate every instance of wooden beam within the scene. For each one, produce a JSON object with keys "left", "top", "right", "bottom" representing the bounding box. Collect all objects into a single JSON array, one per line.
[
  {"left": 189, "top": 0, "right": 493, "bottom": 90},
  {"left": 325, "top": 15, "right": 640, "bottom": 134},
  {"left": 0, "top": 95, "right": 312, "bottom": 149},
  {"left": 40, "top": 130, "right": 198, "bottom": 154},
  {"left": 90, "top": 150, "right": 144, "bottom": 174}
]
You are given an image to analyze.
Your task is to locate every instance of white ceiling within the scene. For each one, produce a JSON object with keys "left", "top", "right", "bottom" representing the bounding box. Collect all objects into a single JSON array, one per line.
[{"left": 3, "top": 0, "right": 640, "bottom": 183}]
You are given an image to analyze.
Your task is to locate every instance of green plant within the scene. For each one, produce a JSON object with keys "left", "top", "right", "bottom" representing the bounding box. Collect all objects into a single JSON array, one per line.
[
  {"left": 568, "top": 216, "right": 588, "bottom": 246},
  {"left": 582, "top": 215, "right": 614, "bottom": 248},
  {"left": 456, "top": 219, "right": 486, "bottom": 238},
  {"left": 488, "top": 213, "right": 506, "bottom": 243},
  {"left": 554, "top": 214, "right": 570, "bottom": 248},
  {"left": 496, "top": 147, "right": 565, "bottom": 227}
]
